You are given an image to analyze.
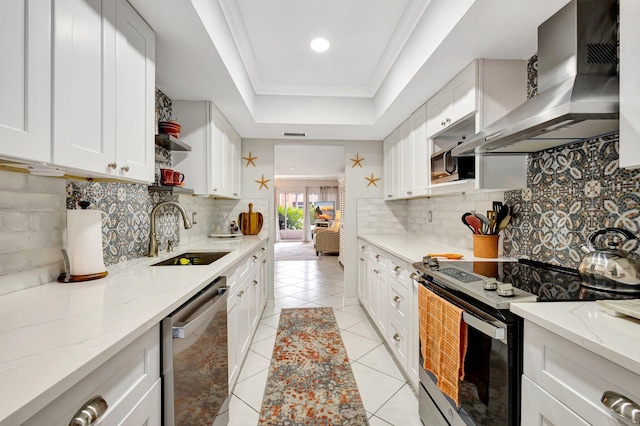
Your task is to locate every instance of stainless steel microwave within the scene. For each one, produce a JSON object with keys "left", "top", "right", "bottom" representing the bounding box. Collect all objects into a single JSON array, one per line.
[{"left": 431, "top": 146, "right": 475, "bottom": 184}]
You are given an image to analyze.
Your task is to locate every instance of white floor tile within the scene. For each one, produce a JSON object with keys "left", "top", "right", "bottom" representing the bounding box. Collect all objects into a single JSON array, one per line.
[
  {"left": 347, "top": 319, "right": 383, "bottom": 342},
  {"left": 259, "top": 312, "right": 281, "bottom": 329},
  {"left": 250, "top": 334, "right": 277, "bottom": 359},
  {"left": 274, "top": 295, "right": 307, "bottom": 308},
  {"left": 252, "top": 322, "right": 277, "bottom": 342},
  {"left": 373, "top": 384, "right": 421, "bottom": 426},
  {"left": 340, "top": 329, "right": 382, "bottom": 361},
  {"left": 232, "top": 368, "right": 269, "bottom": 411},
  {"left": 337, "top": 304, "right": 368, "bottom": 318},
  {"left": 237, "top": 350, "right": 271, "bottom": 383},
  {"left": 333, "top": 309, "right": 367, "bottom": 330},
  {"left": 356, "top": 345, "right": 405, "bottom": 381},
  {"left": 212, "top": 395, "right": 260, "bottom": 426},
  {"left": 368, "top": 415, "right": 393, "bottom": 425},
  {"left": 313, "top": 294, "right": 345, "bottom": 308},
  {"left": 350, "top": 363, "right": 405, "bottom": 414}
]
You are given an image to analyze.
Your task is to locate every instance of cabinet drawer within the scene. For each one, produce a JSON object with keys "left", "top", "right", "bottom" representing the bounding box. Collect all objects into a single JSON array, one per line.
[
  {"left": 521, "top": 375, "right": 589, "bottom": 426},
  {"left": 387, "top": 277, "right": 409, "bottom": 330},
  {"left": 24, "top": 325, "right": 160, "bottom": 426},
  {"left": 369, "top": 247, "right": 390, "bottom": 268},
  {"left": 524, "top": 321, "right": 640, "bottom": 426},
  {"left": 387, "top": 256, "right": 412, "bottom": 289},
  {"left": 387, "top": 315, "right": 408, "bottom": 371}
]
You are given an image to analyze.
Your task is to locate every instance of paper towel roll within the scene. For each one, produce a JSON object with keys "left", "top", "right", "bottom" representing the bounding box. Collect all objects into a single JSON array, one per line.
[{"left": 66, "top": 209, "right": 106, "bottom": 276}]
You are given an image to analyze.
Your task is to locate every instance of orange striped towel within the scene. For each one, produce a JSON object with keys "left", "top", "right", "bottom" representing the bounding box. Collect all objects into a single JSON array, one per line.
[{"left": 418, "top": 284, "right": 468, "bottom": 406}]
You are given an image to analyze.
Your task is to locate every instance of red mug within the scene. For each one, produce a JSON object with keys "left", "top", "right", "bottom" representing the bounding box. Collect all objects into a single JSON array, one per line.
[
  {"left": 172, "top": 171, "right": 185, "bottom": 184},
  {"left": 160, "top": 168, "right": 174, "bottom": 185}
]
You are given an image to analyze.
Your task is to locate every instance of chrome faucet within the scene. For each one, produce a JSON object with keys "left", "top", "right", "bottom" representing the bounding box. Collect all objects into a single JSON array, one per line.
[{"left": 149, "top": 201, "right": 193, "bottom": 257}]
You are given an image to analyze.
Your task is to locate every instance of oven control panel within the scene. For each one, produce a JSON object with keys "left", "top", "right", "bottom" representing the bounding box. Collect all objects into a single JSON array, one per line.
[{"left": 438, "top": 267, "right": 481, "bottom": 283}]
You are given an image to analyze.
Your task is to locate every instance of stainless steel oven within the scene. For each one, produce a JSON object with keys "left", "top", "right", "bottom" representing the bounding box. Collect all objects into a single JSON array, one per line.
[
  {"left": 416, "top": 274, "right": 522, "bottom": 425},
  {"left": 161, "top": 276, "right": 228, "bottom": 426},
  {"left": 414, "top": 258, "right": 639, "bottom": 426}
]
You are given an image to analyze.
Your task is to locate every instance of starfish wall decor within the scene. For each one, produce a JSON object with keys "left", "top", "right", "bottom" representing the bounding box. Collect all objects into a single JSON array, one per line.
[
  {"left": 256, "top": 174, "right": 270, "bottom": 190},
  {"left": 243, "top": 151, "right": 257, "bottom": 167},
  {"left": 365, "top": 173, "right": 380, "bottom": 187},
  {"left": 350, "top": 153, "right": 365, "bottom": 168}
]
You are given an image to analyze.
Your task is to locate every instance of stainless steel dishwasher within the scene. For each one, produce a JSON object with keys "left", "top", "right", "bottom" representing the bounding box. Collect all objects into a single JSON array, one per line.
[{"left": 161, "top": 276, "right": 228, "bottom": 426}]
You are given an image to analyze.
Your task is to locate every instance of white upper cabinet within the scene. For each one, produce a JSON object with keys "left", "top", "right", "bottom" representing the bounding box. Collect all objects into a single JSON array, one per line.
[
  {"left": 426, "top": 62, "right": 477, "bottom": 137},
  {"left": 0, "top": 1, "right": 51, "bottom": 163},
  {"left": 114, "top": 0, "right": 156, "bottom": 181},
  {"left": 384, "top": 105, "right": 429, "bottom": 200},
  {"left": 52, "top": 0, "right": 155, "bottom": 182},
  {"left": 619, "top": 0, "right": 640, "bottom": 169},
  {"left": 172, "top": 101, "right": 242, "bottom": 199},
  {"left": 428, "top": 59, "right": 528, "bottom": 195}
]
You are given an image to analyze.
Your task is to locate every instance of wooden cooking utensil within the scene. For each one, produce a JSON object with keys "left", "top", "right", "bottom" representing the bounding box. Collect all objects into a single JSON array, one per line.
[{"left": 427, "top": 253, "right": 464, "bottom": 259}]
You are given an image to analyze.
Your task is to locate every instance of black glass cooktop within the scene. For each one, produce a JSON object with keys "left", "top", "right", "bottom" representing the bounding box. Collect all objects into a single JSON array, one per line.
[{"left": 433, "top": 259, "right": 638, "bottom": 301}]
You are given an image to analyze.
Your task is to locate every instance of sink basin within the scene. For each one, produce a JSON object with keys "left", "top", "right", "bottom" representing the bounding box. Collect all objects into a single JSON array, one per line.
[{"left": 151, "top": 251, "right": 230, "bottom": 266}]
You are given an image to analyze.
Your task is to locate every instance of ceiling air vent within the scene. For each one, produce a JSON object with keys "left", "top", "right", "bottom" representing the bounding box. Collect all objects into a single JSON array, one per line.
[{"left": 282, "top": 132, "right": 307, "bottom": 137}]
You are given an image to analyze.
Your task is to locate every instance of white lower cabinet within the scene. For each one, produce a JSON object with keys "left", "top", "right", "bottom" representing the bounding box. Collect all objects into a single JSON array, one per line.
[
  {"left": 358, "top": 239, "right": 419, "bottom": 390},
  {"left": 24, "top": 325, "right": 160, "bottom": 426},
  {"left": 521, "top": 321, "right": 640, "bottom": 426},
  {"left": 227, "top": 242, "right": 268, "bottom": 389}
]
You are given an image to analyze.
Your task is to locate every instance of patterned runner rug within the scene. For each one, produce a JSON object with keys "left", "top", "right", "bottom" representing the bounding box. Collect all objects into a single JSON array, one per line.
[{"left": 258, "top": 308, "right": 369, "bottom": 425}]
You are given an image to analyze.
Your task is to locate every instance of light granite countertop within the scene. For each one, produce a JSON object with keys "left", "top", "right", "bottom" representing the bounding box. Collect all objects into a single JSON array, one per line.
[
  {"left": 512, "top": 302, "right": 640, "bottom": 376},
  {"left": 357, "top": 233, "right": 514, "bottom": 264},
  {"left": 0, "top": 235, "right": 268, "bottom": 426}
]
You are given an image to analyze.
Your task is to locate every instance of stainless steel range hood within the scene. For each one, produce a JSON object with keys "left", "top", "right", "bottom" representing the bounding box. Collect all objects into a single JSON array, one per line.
[{"left": 453, "top": 0, "right": 618, "bottom": 156}]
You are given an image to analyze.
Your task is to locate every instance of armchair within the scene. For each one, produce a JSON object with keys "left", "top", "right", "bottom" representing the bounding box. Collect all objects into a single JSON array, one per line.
[{"left": 313, "top": 221, "right": 340, "bottom": 256}]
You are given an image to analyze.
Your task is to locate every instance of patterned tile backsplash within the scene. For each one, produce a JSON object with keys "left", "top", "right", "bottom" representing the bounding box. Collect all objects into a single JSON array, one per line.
[{"left": 503, "top": 133, "right": 640, "bottom": 268}]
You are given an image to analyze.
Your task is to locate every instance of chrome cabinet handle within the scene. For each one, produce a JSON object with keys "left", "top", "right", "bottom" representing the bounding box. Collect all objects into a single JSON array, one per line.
[
  {"left": 375, "top": 254, "right": 380, "bottom": 260},
  {"left": 388, "top": 194, "right": 392, "bottom": 198},
  {"left": 393, "top": 265, "right": 401, "bottom": 273},
  {"left": 261, "top": 247, "right": 266, "bottom": 252},
  {"left": 410, "top": 272, "right": 418, "bottom": 280},
  {"left": 393, "top": 295, "right": 401, "bottom": 303},
  {"left": 120, "top": 164, "right": 129, "bottom": 172},
  {"left": 69, "top": 396, "right": 108, "bottom": 426},
  {"left": 601, "top": 391, "right": 640, "bottom": 424},
  {"left": 233, "top": 192, "right": 238, "bottom": 196},
  {"left": 107, "top": 162, "right": 117, "bottom": 170},
  {"left": 374, "top": 269, "right": 380, "bottom": 274},
  {"left": 253, "top": 280, "right": 258, "bottom": 285},
  {"left": 252, "top": 255, "right": 258, "bottom": 261},
  {"left": 407, "top": 191, "right": 412, "bottom": 195},
  {"left": 393, "top": 333, "right": 401, "bottom": 342}
]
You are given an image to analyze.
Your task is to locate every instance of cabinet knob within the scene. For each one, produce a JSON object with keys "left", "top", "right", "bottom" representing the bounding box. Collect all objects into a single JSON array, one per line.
[
  {"left": 375, "top": 254, "right": 380, "bottom": 260},
  {"left": 120, "top": 164, "right": 130, "bottom": 172},
  {"left": 262, "top": 259, "right": 267, "bottom": 264},
  {"left": 393, "top": 295, "right": 401, "bottom": 303},
  {"left": 393, "top": 333, "right": 401, "bottom": 342},
  {"left": 233, "top": 193, "right": 238, "bottom": 196},
  {"left": 441, "top": 121, "right": 446, "bottom": 126},
  {"left": 253, "top": 280, "right": 258, "bottom": 285},
  {"left": 407, "top": 191, "right": 412, "bottom": 195},
  {"left": 446, "top": 117, "right": 451, "bottom": 123},
  {"left": 252, "top": 255, "right": 258, "bottom": 261},
  {"left": 394, "top": 265, "right": 401, "bottom": 273},
  {"left": 388, "top": 194, "right": 393, "bottom": 198},
  {"left": 374, "top": 269, "right": 380, "bottom": 274},
  {"left": 410, "top": 273, "right": 418, "bottom": 280},
  {"left": 107, "top": 162, "right": 117, "bottom": 170},
  {"left": 261, "top": 247, "right": 266, "bottom": 252},
  {"left": 238, "top": 290, "right": 244, "bottom": 298},
  {"left": 69, "top": 396, "right": 108, "bottom": 426}
]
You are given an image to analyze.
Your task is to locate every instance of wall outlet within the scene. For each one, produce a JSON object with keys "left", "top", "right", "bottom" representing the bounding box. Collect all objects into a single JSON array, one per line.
[
  {"left": 192, "top": 212, "right": 198, "bottom": 225},
  {"left": 428, "top": 211, "right": 432, "bottom": 222}
]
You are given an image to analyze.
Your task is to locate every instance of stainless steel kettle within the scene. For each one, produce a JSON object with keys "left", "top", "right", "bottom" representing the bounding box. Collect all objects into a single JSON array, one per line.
[{"left": 578, "top": 227, "right": 640, "bottom": 293}]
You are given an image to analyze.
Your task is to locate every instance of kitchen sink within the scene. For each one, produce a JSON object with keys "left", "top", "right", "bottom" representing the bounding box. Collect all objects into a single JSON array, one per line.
[{"left": 151, "top": 251, "right": 230, "bottom": 266}]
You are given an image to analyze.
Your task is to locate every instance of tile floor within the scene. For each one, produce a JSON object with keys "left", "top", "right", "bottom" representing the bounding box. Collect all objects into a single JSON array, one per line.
[{"left": 215, "top": 256, "right": 422, "bottom": 425}]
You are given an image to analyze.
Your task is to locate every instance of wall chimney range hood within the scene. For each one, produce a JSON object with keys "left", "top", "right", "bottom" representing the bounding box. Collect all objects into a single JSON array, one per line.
[{"left": 453, "top": 0, "right": 618, "bottom": 157}]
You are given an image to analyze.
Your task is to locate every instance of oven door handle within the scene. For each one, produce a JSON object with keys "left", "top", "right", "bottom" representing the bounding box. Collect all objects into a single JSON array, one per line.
[{"left": 463, "top": 312, "right": 505, "bottom": 340}]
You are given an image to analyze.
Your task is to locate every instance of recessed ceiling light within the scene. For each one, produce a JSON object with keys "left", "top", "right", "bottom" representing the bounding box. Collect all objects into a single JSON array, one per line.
[{"left": 310, "top": 38, "right": 330, "bottom": 52}]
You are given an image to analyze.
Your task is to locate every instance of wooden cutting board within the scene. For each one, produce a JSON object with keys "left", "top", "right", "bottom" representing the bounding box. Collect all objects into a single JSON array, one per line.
[{"left": 238, "top": 203, "right": 263, "bottom": 235}]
